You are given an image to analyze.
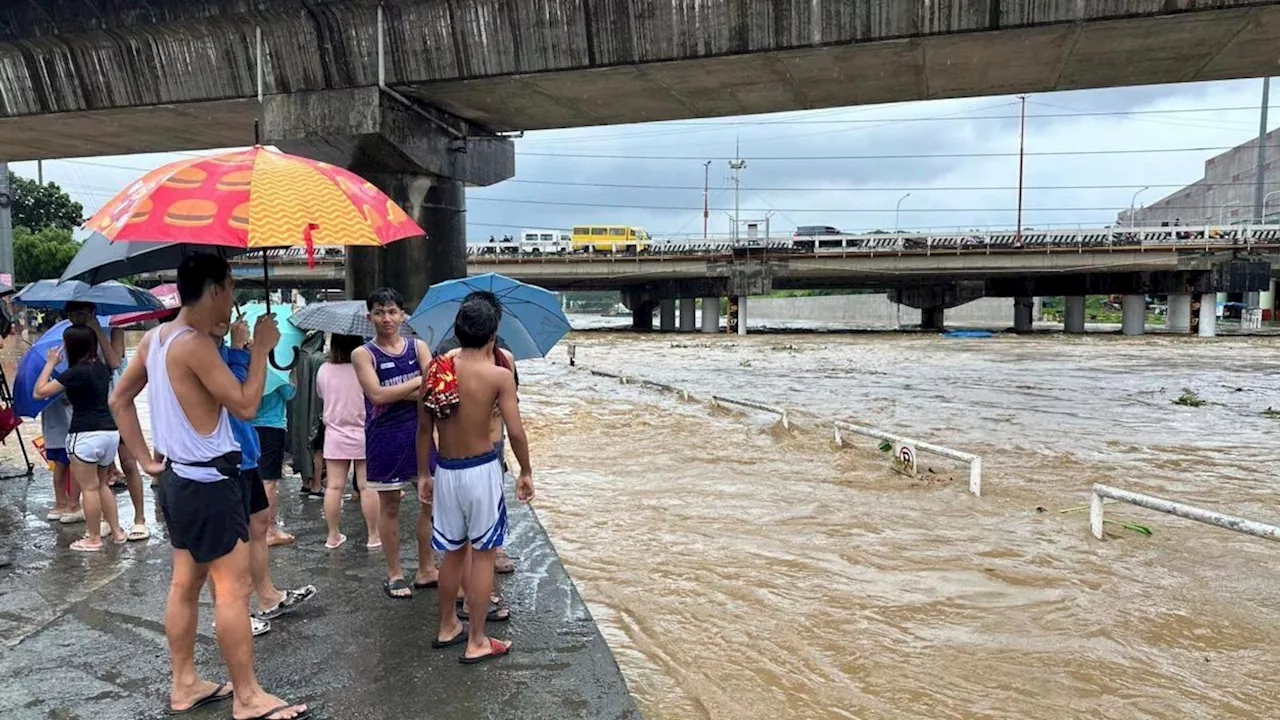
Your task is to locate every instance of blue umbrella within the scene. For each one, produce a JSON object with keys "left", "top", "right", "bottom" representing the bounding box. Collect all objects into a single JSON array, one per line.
[
  {"left": 408, "top": 273, "right": 570, "bottom": 360},
  {"left": 13, "top": 316, "right": 110, "bottom": 418},
  {"left": 230, "top": 302, "right": 304, "bottom": 396},
  {"left": 15, "top": 279, "right": 164, "bottom": 315}
]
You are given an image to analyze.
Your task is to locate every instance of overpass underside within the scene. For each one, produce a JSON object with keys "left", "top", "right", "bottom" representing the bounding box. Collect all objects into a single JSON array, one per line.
[{"left": 1, "top": 1, "right": 1279, "bottom": 159}]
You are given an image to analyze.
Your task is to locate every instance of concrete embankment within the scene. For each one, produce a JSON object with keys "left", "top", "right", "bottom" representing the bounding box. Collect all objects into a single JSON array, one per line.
[
  {"left": 0, "top": 467, "right": 641, "bottom": 719},
  {"left": 748, "top": 294, "right": 1040, "bottom": 328}
]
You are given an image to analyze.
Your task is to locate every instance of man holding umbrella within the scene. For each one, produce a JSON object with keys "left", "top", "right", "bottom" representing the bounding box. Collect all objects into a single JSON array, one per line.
[{"left": 111, "top": 256, "right": 308, "bottom": 720}]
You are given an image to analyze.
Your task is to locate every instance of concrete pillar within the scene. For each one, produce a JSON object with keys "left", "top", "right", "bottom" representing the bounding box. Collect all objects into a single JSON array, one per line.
[
  {"left": 921, "top": 307, "right": 944, "bottom": 330},
  {"left": 1121, "top": 294, "right": 1146, "bottom": 335},
  {"left": 701, "top": 297, "right": 719, "bottom": 333},
  {"left": 1013, "top": 296, "right": 1034, "bottom": 333},
  {"left": 1064, "top": 296, "right": 1086, "bottom": 333},
  {"left": 678, "top": 297, "right": 696, "bottom": 332},
  {"left": 736, "top": 296, "right": 748, "bottom": 336},
  {"left": 1198, "top": 293, "right": 1216, "bottom": 337},
  {"left": 659, "top": 299, "right": 676, "bottom": 331},
  {"left": 632, "top": 302, "right": 653, "bottom": 332},
  {"left": 1166, "top": 293, "right": 1192, "bottom": 333}
]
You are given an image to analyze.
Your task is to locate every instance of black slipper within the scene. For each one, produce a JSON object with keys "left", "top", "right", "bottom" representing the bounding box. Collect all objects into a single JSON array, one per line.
[
  {"left": 382, "top": 578, "right": 412, "bottom": 600},
  {"left": 237, "top": 704, "right": 312, "bottom": 720},
  {"left": 460, "top": 638, "right": 513, "bottom": 665},
  {"left": 431, "top": 623, "right": 469, "bottom": 649},
  {"left": 456, "top": 600, "right": 510, "bottom": 623},
  {"left": 169, "top": 682, "right": 232, "bottom": 715},
  {"left": 413, "top": 578, "right": 438, "bottom": 590}
]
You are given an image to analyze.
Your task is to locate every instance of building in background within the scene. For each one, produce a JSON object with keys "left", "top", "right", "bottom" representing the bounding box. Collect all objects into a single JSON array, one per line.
[{"left": 1117, "top": 128, "right": 1280, "bottom": 227}]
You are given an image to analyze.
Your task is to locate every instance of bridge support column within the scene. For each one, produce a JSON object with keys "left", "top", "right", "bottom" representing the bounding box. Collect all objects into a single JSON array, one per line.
[
  {"left": 736, "top": 296, "right": 748, "bottom": 336},
  {"left": 678, "top": 298, "right": 696, "bottom": 332},
  {"left": 659, "top": 299, "right": 676, "bottom": 332},
  {"left": 1198, "top": 293, "right": 1217, "bottom": 337},
  {"left": 701, "top": 298, "right": 719, "bottom": 333},
  {"left": 1064, "top": 296, "right": 1086, "bottom": 333},
  {"left": 1166, "top": 293, "right": 1192, "bottom": 333},
  {"left": 1121, "top": 295, "right": 1146, "bottom": 335},
  {"left": 1013, "top": 296, "right": 1035, "bottom": 333},
  {"left": 921, "top": 307, "right": 944, "bottom": 331},
  {"left": 632, "top": 303, "right": 654, "bottom": 332}
]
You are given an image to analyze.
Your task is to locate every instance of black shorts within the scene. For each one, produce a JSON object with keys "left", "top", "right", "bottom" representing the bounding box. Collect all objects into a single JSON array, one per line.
[
  {"left": 242, "top": 468, "right": 270, "bottom": 516},
  {"left": 157, "top": 467, "right": 249, "bottom": 564},
  {"left": 256, "top": 426, "right": 286, "bottom": 480}
]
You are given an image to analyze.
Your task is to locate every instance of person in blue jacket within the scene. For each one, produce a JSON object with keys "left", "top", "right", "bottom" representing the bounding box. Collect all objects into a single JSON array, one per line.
[{"left": 217, "top": 317, "right": 315, "bottom": 636}]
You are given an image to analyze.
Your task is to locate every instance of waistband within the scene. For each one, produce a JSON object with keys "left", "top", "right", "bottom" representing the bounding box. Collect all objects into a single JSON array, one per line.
[
  {"left": 168, "top": 451, "right": 242, "bottom": 483},
  {"left": 436, "top": 448, "right": 500, "bottom": 471}
]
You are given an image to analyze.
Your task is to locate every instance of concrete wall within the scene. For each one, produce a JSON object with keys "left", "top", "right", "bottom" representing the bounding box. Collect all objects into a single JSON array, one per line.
[{"left": 749, "top": 294, "right": 1040, "bottom": 328}]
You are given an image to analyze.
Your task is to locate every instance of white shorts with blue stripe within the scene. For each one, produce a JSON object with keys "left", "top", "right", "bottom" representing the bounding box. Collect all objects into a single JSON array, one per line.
[{"left": 431, "top": 449, "right": 507, "bottom": 552}]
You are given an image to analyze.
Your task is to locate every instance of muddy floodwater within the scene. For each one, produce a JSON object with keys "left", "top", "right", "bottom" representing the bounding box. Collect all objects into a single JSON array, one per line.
[{"left": 522, "top": 321, "right": 1280, "bottom": 719}]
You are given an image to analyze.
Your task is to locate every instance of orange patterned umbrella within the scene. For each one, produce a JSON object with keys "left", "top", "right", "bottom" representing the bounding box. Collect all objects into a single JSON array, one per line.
[{"left": 83, "top": 145, "right": 424, "bottom": 264}]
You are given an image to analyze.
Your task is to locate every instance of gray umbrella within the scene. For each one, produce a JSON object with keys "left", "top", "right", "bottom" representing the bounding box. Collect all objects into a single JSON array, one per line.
[
  {"left": 60, "top": 228, "right": 249, "bottom": 285},
  {"left": 288, "top": 300, "right": 416, "bottom": 339}
]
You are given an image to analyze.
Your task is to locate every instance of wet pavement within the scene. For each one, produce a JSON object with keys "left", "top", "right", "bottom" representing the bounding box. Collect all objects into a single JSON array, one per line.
[{"left": 0, "top": 466, "right": 640, "bottom": 720}]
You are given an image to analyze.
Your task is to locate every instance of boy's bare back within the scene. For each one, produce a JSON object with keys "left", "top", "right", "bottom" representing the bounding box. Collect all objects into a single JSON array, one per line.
[{"left": 436, "top": 351, "right": 516, "bottom": 459}]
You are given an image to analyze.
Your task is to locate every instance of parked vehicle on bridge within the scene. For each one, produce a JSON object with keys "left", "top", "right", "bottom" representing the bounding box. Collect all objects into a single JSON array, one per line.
[
  {"left": 571, "top": 225, "right": 652, "bottom": 254},
  {"left": 520, "top": 229, "right": 571, "bottom": 255}
]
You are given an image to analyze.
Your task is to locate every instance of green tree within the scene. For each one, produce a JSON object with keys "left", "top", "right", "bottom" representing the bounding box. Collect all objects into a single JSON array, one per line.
[
  {"left": 14, "top": 226, "right": 79, "bottom": 283},
  {"left": 8, "top": 172, "right": 83, "bottom": 232}
]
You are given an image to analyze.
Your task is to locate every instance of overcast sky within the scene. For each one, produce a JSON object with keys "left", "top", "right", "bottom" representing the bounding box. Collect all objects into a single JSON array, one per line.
[{"left": 11, "top": 78, "right": 1275, "bottom": 241}]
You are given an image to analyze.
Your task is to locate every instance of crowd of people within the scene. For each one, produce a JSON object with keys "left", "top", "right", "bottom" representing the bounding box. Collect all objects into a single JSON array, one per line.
[{"left": 31, "top": 255, "right": 534, "bottom": 719}]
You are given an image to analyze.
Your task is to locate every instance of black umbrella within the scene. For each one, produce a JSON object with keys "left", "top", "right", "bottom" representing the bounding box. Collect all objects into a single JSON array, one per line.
[{"left": 59, "top": 228, "right": 249, "bottom": 285}]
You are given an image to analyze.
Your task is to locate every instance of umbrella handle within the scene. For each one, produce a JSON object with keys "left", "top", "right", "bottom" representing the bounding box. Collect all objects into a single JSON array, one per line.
[{"left": 269, "top": 348, "right": 298, "bottom": 372}]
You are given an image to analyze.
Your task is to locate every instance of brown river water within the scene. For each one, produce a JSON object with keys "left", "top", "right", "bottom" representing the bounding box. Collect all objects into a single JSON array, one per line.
[
  {"left": 521, "top": 321, "right": 1280, "bottom": 719},
  {"left": 5, "top": 323, "right": 1277, "bottom": 718}
]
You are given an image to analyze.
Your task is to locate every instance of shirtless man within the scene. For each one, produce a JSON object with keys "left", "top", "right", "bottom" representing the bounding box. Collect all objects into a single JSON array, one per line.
[
  {"left": 110, "top": 254, "right": 308, "bottom": 719},
  {"left": 419, "top": 296, "right": 533, "bottom": 664}
]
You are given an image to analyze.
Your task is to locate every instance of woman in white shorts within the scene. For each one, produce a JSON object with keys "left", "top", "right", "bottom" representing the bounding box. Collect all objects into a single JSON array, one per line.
[{"left": 35, "top": 324, "right": 126, "bottom": 551}]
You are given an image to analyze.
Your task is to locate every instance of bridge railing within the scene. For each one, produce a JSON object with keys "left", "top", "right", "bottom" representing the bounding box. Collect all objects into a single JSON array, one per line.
[{"left": 1090, "top": 483, "right": 1280, "bottom": 542}]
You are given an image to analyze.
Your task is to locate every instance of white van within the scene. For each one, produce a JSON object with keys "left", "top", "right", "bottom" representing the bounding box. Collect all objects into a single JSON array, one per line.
[{"left": 519, "top": 229, "right": 572, "bottom": 255}]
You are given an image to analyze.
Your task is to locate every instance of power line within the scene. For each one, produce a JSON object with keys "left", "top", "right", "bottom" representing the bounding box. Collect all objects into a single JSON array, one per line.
[
  {"left": 500, "top": 178, "right": 1266, "bottom": 192},
  {"left": 467, "top": 196, "right": 1252, "bottom": 213},
  {"left": 514, "top": 145, "right": 1272, "bottom": 161}
]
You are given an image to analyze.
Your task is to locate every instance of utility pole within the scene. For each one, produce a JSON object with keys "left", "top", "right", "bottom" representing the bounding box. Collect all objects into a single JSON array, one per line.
[
  {"left": 702, "top": 160, "right": 711, "bottom": 241},
  {"left": 1253, "top": 77, "right": 1271, "bottom": 222},
  {"left": 728, "top": 139, "right": 746, "bottom": 244},
  {"left": 1016, "top": 94, "right": 1027, "bottom": 244},
  {"left": 0, "top": 164, "right": 13, "bottom": 285},
  {"left": 37, "top": 160, "right": 42, "bottom": 184}
]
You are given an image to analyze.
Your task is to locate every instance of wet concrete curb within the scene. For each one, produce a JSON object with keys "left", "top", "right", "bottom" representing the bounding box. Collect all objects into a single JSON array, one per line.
[{"left": 0, "top": 467, "right": 641, "bottom": 719}]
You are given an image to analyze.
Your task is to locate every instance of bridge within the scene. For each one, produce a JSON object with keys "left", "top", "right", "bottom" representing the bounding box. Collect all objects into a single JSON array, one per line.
[
  {"left": 4, "top": 0, "right": 1280, "bottom": 305},
  {"left": 145, "top": 225, "right": 1279, "bottom": 336}
]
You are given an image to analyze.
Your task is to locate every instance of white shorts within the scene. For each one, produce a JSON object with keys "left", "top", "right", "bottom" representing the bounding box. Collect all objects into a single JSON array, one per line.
[
  {"left": 67, "top": 430, "right": 121, "bottom": 467},
  {"left": 431, "top": 449, "right": 507, "bottom": 552}
]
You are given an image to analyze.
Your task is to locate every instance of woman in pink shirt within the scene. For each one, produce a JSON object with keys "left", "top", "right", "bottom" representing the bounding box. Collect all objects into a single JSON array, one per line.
[{"left": 318, "top": 334, "right": 381, "bottom": 549}]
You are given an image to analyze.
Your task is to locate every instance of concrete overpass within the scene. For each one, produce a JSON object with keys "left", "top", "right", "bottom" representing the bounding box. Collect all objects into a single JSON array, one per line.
[
  {"left": 148, "top": 225, "right": 1278, "bottom": 335},
  {"left": 7, "top": 0, "right": 1280, "bottom": 305}
]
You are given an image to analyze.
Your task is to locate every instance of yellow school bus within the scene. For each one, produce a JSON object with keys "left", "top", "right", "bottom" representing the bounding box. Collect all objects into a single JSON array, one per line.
[{"left": 571, "top": 225, "right": 652, "bottom": 253}]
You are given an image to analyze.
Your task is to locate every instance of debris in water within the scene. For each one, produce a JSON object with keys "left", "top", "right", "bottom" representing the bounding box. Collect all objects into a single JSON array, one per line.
[
  {"left": 1263, "top": 407, "right": 1280, "bottom": 419},
  {"left": 1173, "top": 389, "right": 1208, "bottom": 407},
  {"left": 877, "top": 440, "right": 892, "bottom": 453}
]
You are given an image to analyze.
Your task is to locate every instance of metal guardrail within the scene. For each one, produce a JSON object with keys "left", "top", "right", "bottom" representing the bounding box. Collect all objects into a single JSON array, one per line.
[
  {"left": 1090, "top": 484, "right": 1280, "bottom": 541},
  {"left": 834, "top": 421, "right": 983, "bottom": 496},
  {"left": 709, "top": 396, "right": 790, "bottom": 429}
]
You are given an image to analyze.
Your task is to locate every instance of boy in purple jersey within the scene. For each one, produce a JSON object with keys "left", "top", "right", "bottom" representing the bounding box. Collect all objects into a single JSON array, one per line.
[{"left": 351, "top": 288, "right": 436, "bottom": 599}]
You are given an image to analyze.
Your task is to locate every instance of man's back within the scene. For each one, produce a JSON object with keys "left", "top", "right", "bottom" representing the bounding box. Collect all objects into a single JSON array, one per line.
[{"left": 436, "top": 352, "right": 507, "bottom": 459}]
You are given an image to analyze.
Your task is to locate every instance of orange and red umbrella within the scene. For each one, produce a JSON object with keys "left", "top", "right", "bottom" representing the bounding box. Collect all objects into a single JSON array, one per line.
[{"left": 82, "top": 146, "right": 424, "bottom": 266}]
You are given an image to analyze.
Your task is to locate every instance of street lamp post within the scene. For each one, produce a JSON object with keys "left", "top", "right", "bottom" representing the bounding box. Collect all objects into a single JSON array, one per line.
[
  {"left": 895, "top": 192, "right": 911, "bottom": 233},
  {"left": 1128, "top": 186, "right": 1150, "bottom": 227},
  {"left": 1218, "top": 200, "right": 1241, "bottom": 227},
  {"left": 1263, "top": 190, "right": 1280, "bottom": 224}
]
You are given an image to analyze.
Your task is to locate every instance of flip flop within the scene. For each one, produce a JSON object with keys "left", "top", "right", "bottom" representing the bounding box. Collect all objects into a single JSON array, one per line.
[
  {"left": 127, "top": 524, "right": 151, "bottom": 541},
  {"left": 456, "top": 600, "right": 510, "bottom": 623},
  {"left": 460, "top": 637, "right": 513, "bottom": 665},
  {"left": 69, "top": 538, "right": 104, "bottom": 553},
  {"left": 168, "top": 681, "right": 232, "bottom": 715},
  {"left": 382, "top": 578, "right": 413, "bottom": 600},
  {"left": 413, "top": 578, "right": 438, "bottom": 590},
  {"left": 366, "top": 540, "right": 382, "bottom": 549},
  {"left": 431, "top": 623, "right": 469, "bottom": 649},
  {"left": 325, "top": 534, "right": 347, "bottom": 550},
  {"left": 235, "top": 703, "right": 312, "bottom": 720}
]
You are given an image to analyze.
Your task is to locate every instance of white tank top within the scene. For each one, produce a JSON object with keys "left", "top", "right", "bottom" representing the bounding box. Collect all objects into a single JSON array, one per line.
[{"left": 146, "top": 324, "right": 238, "bottom": 481}]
